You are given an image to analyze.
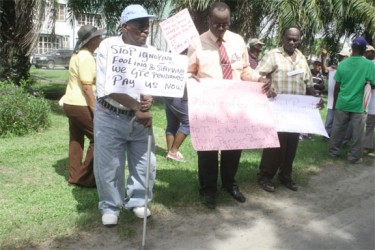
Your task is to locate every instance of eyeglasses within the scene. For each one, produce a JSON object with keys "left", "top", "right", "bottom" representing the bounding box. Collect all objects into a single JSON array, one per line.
[
  {"left": 127, "top": 22, "right": 149, "bottom": 31},
  {"left": 211, "top": 23, "right": 230, "bottom": 29}
]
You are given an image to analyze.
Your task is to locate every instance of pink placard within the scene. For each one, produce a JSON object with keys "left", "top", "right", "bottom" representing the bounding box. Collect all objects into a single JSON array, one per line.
[
  {"left": 187, "top": 79, "right": 280, "bottom": 151},
  {"left": 159, "top": 9, "right": 199, "bottom": 54}
]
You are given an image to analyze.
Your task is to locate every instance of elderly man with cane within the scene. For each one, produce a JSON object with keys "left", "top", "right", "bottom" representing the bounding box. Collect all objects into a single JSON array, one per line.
[{"left": 94, "top": 4, "right": 155, "bottom": 226}]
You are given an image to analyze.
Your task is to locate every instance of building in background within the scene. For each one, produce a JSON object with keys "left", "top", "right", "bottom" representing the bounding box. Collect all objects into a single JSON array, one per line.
[
  {"left": 34, "top": 0, "right": 104, "bottom": 54},
  {"left": 34, "top": 0, "right": 170, "bottom": 55}
]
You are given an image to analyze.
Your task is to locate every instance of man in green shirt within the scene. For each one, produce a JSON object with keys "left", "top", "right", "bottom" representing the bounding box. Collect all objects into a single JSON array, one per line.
[{"left": 329, "top": 37, "right": 375, "bottom": 163}]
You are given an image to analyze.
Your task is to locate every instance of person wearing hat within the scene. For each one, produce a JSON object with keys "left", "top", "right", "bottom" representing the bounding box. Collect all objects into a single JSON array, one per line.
[
  {"left": 94, "top": 4, "right": 156, "bottom": 226},
  {"left": 248, "top": 38, "right": 264, "bottom": 69},
  {"left": 324, "top": 47, "right": 351, "bottom": 138},
  {"left": 299, "top": 55, "right": 327, "bottom": 140},
  {"left": 363, "top": 45, "right": 375, "bottom": 157},
  {"left": 365, "top": 45, "right": 375, "bottom": 63},
  {"left": 329, "top": 37, "right": 375, "bottom": 164},
  {"left": 311, "top": 58, "right": 326, "bottom": 96},
  {"left": 63, "top": 24, "right": 104, "bottom": 187}
]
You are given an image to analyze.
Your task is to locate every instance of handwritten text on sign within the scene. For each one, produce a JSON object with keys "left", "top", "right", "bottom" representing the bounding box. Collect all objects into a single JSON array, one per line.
[
  {"left": 268, "top": 94, "right": 329, "bottom": 137},
  {"left": 104, "top": 44, "right": 188, "bottom": 97},
  {"left": 188, "top": 79, "right": 280, "bottom": 151},
  {"left": 159, "top": 8, "right": 200, "bottom": 54}
]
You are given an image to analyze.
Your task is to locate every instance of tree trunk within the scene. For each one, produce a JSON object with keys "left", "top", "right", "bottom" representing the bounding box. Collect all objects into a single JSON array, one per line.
[{"left": 0, "top": 0, "right": 32, "bottom": 85}]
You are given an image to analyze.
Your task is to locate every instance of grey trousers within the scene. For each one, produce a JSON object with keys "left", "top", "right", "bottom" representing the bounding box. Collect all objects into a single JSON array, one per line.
[
  {"left": 329, "top": 110, "right": 365, "bottom": 162},
  {"left": 94, "top": 103, "right": 156, "bottom": 216},
  {"left": 363, "top": 114, "right": 375, "bottom": 150}
]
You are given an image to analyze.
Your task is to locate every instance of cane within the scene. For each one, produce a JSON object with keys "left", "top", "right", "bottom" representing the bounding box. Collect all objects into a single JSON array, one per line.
[
  {"left": 129, "top": 116, "right": 152, "bottom": 250},
  {"left": 141, "top": 126, "right": 152, "bottom": 249}
]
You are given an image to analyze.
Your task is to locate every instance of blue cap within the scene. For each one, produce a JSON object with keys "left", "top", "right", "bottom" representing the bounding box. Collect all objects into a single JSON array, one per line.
[
  {"left": 352, "top": 37, "right": 368, "bottom": 49},
  {"left": 120, "top": 5, "right": 156, "bottom": 24}
]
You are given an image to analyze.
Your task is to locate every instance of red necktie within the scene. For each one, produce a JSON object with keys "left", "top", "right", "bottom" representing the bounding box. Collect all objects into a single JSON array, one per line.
[{"left": 217, "top": 38, "right": 233, "bottom": 80}]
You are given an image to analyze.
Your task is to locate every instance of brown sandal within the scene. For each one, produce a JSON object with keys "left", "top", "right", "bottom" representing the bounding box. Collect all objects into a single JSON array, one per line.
[{"left": 258, "top": 178, "right": 275, "bottom": 192}]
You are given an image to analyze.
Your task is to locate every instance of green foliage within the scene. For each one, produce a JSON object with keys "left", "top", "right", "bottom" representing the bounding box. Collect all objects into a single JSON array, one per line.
[
  {"left": 172, "top": 0, "right": 375, "bottom": 56},
  {"left": 0, "top": 80, "right": 51, "bottom": 137}
]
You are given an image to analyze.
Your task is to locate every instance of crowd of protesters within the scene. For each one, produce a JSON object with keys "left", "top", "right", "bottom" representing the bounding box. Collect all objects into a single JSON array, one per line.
[{"left": 61, "top": 2, "right": 375, "bottom": 226}]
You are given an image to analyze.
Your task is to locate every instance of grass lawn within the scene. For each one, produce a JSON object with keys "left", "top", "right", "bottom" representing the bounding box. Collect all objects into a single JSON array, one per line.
[
  {"left": 0, "top": 70, "right": 348, "bottom": 248},
  {"left": 30, "top": 66, "right": 68, "bottom": 100}
]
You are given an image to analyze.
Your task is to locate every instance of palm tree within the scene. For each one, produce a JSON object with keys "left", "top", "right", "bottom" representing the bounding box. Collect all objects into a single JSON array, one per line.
[
  {"left": 0, "top": 0, "right": 56, "bottom": 84},
  {"left": 171, "top": 0, "right": 375, "bottom": 62}
]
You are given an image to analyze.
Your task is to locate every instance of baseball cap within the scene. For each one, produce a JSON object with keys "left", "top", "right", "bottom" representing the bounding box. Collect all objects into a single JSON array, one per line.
[
  {"left": 366, "top": 45, "right": 375, "bottom": 52},
  {"left": 120, "top": 5, "right": 156, "bottom": 24},
  {"left": 338, "top": 48, "right": 351, "bottom": 57},
  {"left": 249, "top": 38, "right": 265, "bottom": 46},
  {"left": 351, "top": 36, "right": 368, "bottom": 49}
]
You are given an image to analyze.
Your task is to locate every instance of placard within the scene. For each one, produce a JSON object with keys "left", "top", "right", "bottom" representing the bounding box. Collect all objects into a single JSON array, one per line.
[
  {"left": 268, "top": 94, "right": 328, "bottom": 137},
  {"left": 159, "top": 8, "right": 200, "bottom": 54},
  {"left": 188, "top": 79, "right": 280, "bottom": 151},
  {"left": 104, "top": 44, "right": 188, "bottom": 97}
]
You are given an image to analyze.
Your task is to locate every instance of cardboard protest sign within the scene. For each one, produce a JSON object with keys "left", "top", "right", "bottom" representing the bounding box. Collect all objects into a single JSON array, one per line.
[
  {"left": 188, "top": 79, "right": 280, "bottom": 151},
  {"left": 268, "top": 94, "right": 328, "bottom": 137},
  {"left": 159, "top": 8, "right": 200, "bottom": 54},
  {"left": 104, "top": 44, "right": 188, "bottom": 97}
]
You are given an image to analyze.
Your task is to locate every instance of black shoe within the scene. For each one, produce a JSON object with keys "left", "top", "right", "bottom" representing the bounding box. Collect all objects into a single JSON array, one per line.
[
  {"left": 200, "top": 193, "right": 216, "bottom": 209},
  {"left": 225, "top": 186, "right": 246, "bottom": 203},
  {"left": 278, "top": 178, "right": 298, "bottom": 191}
]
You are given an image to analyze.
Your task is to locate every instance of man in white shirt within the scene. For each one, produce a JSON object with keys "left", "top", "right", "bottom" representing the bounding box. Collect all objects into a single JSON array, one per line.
[{"left": 94, "top": 4, "right": 155, "bottom": 226}]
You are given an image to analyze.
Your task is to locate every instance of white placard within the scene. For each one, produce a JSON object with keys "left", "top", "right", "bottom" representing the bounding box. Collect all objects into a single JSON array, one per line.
[
  {"left": 104, "top": 44, "right": 188, "bottom": 97},
  {"left": 268, "top": 94, "right": 328, "bottom": 137},
  {"left": 327, "top": 69, "right": 336, "bottom": 109},
  {"left": 159, "top": 8, "right": 200, "bottom": 54}
]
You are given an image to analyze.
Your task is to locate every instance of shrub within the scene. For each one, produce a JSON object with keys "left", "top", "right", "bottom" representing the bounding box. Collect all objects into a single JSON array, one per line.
[{"left": 0, "top": 80, "right": 51, "bottom": 137}]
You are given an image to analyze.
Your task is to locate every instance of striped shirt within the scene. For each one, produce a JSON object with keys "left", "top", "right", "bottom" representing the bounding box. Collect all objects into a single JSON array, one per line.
[{"left": 256, "top": 47, "right": 313, "bottom": 95}]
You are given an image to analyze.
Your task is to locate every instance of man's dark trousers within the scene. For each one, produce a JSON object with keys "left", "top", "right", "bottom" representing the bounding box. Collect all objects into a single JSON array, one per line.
[
  {"left": 258, "top": 132, "right": 299, "bottom": 182},
  {"left": 198, "top": 150, "right": 241, "bottom": 195}
]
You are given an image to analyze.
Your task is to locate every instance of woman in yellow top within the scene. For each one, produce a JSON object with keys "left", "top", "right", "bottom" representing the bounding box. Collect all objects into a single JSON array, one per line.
[{"left": 63, "top": 24, "right": 104, "bottom": 187}]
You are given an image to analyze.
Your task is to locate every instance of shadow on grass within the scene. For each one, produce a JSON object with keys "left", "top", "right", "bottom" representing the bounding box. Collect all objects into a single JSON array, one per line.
[
  {"left": 155, "top": 145, "right": 168, "bottom": 158},
  {"left": 53, "top": 157, "right": 69, "bottom": 181},
  {"left": 52, "top": 157, "right": 98, "bottom": 213},
  {"left": 153, "top": 167, "right": 199, "bottom": 206}
]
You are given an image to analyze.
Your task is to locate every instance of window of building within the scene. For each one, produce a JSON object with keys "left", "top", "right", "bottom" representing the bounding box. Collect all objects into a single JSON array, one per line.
[
  {"left": 57, "top": 4, "right": 66, "bottom": 21},
  {"left": 77, "top": 14, "right": 99, "bottom": 26},
  {"left": 36, "top": 35, "right": 64, "bottom": 54}
]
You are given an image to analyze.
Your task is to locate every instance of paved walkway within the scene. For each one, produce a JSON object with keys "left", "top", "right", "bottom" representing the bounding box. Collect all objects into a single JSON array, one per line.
[{"left": 38, "top": 161, "right": 375, "bottom": 250}]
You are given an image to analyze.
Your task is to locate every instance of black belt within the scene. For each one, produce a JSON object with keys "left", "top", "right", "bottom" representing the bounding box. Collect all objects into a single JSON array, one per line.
[{"left": 98, "top": 98, "right": 135, "bottom": 117}]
